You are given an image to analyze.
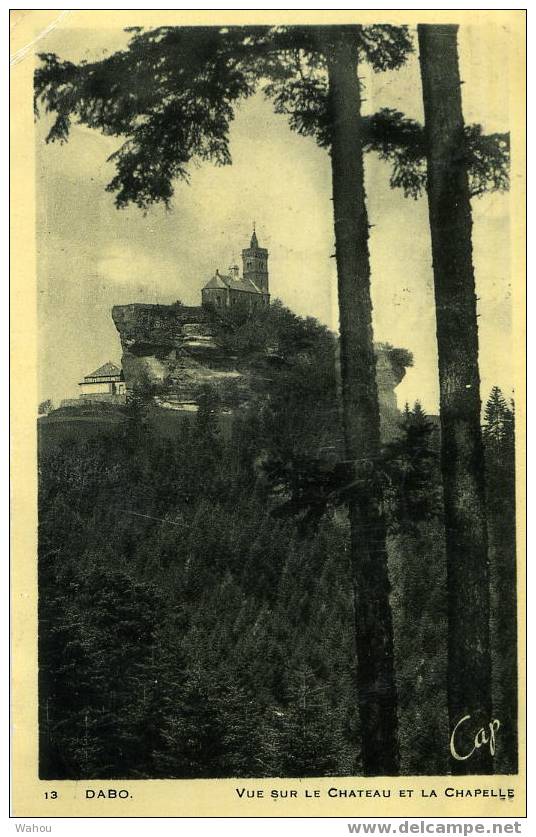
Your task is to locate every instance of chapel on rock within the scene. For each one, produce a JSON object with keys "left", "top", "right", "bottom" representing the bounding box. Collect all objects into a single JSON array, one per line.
[{"left": 201, "top": 227, "right": 270, "bottom": 311}]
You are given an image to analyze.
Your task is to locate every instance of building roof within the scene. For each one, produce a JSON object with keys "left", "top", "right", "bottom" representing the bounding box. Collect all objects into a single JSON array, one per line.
[
  {"left": 84, "top": 361, "right": 122, "bottom": 380},
  {"left": 242, "top": 227, "right": 267, "bottom": 256},
  {"left": 202, "top": 272, "right": 229, "bottom": 291},
  {"left": 225, "top": 274, "right": 263, "bottom": 295},
  {"left": 203, "top": 271, "right": 263, "bottom": 295}
]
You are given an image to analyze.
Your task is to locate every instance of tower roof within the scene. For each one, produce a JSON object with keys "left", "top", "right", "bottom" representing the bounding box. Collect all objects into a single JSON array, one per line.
[{"left": 250, "top": 227, "right": 259, "bottom": 249}]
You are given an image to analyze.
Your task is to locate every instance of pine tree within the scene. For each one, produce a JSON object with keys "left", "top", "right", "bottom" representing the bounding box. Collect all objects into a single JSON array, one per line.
[
  {"left": 383, "top": 401, "right": 440, "bottom": 532},
  {"left": 483, "top": 386, "right": 514, "bottom": 453},
  {"left": 383, "top": 402, "right": 448, "bottom": 774},
  {"left": 276, "top": 666, "right": 353, "bottom": 777}
]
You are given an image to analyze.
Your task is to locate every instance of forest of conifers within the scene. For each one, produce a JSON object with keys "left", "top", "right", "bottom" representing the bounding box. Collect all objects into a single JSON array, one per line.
[{"left": 38, "top": 303, "right": 517, "bottom": 780}]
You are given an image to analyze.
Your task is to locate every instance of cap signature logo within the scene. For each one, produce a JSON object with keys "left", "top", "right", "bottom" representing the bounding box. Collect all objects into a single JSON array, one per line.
[{"left": 450, "top": 714, "right": 500, "bottom": 761}]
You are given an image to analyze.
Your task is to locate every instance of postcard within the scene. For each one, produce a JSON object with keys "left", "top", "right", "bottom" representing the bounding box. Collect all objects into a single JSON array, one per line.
[{"left": 10, "top": 9, "right": 526, "bottom": 818}]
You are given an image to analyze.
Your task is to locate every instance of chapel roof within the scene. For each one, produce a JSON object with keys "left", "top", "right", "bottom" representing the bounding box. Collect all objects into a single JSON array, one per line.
[
  {"left": 225, "top": 275, "right": 263, "bottom": 294},
  {"left": 203, "top": 271, "right": 263, "bottom": 295},
  {"left": 202, "top": 272, "right": 229, "bottom": 291}
]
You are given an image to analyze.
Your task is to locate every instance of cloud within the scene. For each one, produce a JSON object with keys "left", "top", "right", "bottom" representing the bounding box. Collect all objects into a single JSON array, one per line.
[{"left": 96, "top": 244, "right": 179, "bottom": 290}]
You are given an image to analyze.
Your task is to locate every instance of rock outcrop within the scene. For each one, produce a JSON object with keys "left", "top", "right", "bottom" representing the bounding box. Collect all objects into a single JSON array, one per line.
[
  {"left": 112, "top": 303, "right": 254, "bottom": 409},
  {"left": 112, "top": 303, "right": 411, "bottom": 431}
]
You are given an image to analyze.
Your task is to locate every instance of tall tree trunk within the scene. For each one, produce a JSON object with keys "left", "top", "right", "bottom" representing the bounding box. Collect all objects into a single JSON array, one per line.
[
  {"left": 325, "top": 31, "right": 399, "bottom": 776},
  {"left": 418, "top": 24, "right": 493, "bottom": 774}
]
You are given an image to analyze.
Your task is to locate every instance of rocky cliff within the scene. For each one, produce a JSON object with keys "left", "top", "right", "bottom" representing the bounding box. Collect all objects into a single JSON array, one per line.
[
  {"left": 112, "top": 302, "right": 411, "bottom": 431},
  {"left": 112, "top": 303, "right": 248, "bottom": 408}
]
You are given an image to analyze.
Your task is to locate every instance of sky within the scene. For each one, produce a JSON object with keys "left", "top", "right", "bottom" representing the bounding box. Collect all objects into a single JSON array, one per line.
[{"left": 35, "top": 22, "right": 514, "bottom": 412}]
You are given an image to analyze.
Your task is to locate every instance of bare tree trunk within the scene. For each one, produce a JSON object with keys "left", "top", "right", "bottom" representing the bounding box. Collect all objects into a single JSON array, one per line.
[
  {"left": 326, "top": 31, "right": 399, "bottom": 776},
  {"left": 418, "top": 24, "right": 492, "bottom": 774}
]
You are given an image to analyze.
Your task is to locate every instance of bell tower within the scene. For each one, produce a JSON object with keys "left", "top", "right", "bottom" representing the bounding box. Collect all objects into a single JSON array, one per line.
[{"left": 242, "top": 225, "right": 269, "bottom": 299}]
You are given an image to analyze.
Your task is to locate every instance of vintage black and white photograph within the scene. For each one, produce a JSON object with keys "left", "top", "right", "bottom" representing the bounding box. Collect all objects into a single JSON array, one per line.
[{"left": 23, "top": 12, "right": 522, "bottom": 792}]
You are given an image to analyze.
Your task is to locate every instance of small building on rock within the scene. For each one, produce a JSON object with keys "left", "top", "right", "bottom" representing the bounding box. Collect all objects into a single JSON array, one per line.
[{"left": 78, "top": 361, "right": 126, "bottom": 402}]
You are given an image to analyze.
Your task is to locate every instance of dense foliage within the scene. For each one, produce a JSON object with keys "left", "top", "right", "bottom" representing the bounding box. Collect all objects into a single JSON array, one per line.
[
  {"left": 483, "top": 387, "right": 517, "bottom": 774},
  {"left": 34, "top": 25, "right": 508, "bottom": 210},
  {"left": 38, "top": 307, "right": 516, "bottom": 778}
]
